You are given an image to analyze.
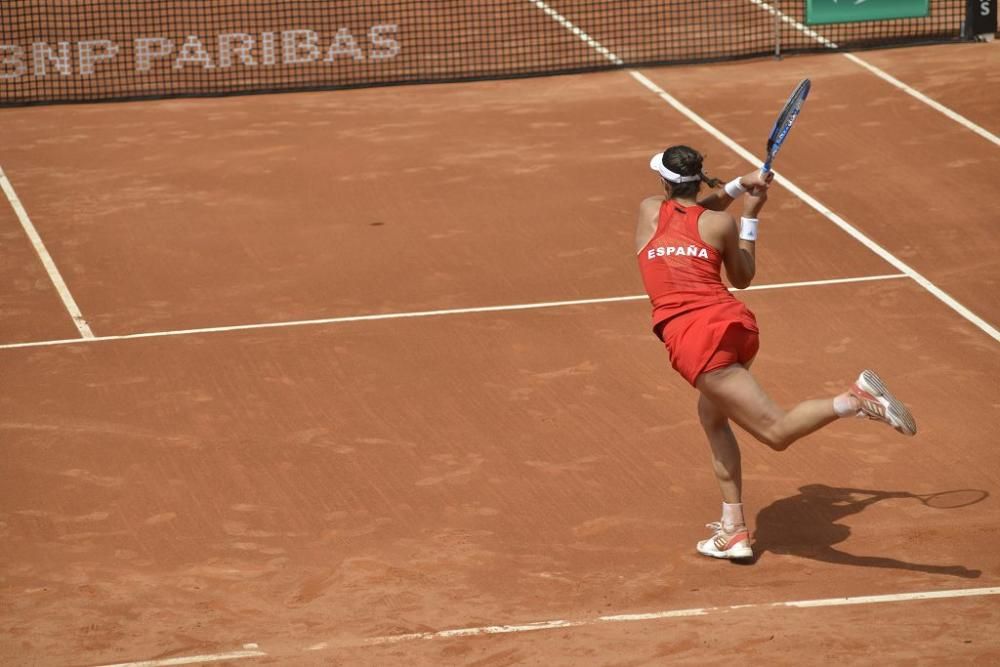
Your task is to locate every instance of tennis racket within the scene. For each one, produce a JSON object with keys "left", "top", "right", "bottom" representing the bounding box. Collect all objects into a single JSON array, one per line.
[{"left": 761, "top": 78, "right": 811, "bottom": 175}]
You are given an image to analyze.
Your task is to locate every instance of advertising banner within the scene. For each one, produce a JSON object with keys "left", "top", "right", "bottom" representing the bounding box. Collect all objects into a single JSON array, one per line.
[{"left": 806, "top": 0, "right": 929, "bottom": 25}]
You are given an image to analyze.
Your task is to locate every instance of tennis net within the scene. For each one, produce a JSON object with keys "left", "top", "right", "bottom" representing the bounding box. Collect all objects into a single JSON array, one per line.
[{"left": 0, "top": 1, "right": 976, "bottom": 106}]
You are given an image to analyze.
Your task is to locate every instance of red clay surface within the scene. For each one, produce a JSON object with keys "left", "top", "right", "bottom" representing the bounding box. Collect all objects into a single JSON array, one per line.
[
  {"left": 862, "top": 41, "right": 1000, "bottom": 136},
  {"left": 1, "top": 39, "right": 999, "bottom": 667}
]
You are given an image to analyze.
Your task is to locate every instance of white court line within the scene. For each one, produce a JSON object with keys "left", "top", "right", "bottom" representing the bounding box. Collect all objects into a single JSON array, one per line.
[
  {"left": 528, "top": 0, "right": 624, "bottom": 65},
  {"left": 527, "top": 0, "right": 1000, "bottom": 344},
  {"left": 307, "top": 586, "right": 1000, "bottom": 649},
  {"left": 0, "top": 165, "right": 94, "bottom": 338},
  {"left": 0, "top": 274, "right": 905, "bottom": 351},
  {"left": 747, "top": 0, "right": 1000, "bottom": 147},
  {"left": 105, "top": 586, "right": 1000, "bottom": 665},
  {"left": 603, "top": 586, "right": 1000, "bottom": 620},
  {"left": 95, "top": 647, "right": 266, "bottom": 667}
]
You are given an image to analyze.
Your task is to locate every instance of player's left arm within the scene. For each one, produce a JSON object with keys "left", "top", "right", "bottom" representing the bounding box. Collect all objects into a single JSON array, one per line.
[
  {"left": 698, "top": 170, "right": 773, "bottom": 211},
  {"left": 635, "top": 195, "right": 664, "bottom": 254}
]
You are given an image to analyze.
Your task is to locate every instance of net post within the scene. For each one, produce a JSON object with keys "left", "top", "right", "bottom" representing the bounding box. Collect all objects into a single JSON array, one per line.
[
  {"left": 773, "top": 0, "right": 782, "bottom": 59},
  {"left": 966, "top": 0, "right": 998, "bottom": 41}
]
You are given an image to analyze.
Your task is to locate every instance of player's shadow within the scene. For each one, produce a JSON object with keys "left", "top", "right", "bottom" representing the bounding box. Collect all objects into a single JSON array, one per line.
[{"left": 751, "top": 484, "right": 985, "bottom": 578}]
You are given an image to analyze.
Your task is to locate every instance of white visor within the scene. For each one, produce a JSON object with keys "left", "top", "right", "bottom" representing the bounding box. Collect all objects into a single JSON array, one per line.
[{"left": 649, "top": 153, "right": 701, "bottom": 183}]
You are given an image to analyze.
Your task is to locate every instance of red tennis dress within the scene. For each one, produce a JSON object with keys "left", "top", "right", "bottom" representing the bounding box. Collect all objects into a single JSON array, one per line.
[{"left": 637, "top": 200, "right": 759, "bottom": 385}]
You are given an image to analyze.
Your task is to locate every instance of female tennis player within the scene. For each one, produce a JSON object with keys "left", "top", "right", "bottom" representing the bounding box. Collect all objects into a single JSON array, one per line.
[{"left": 637, "top": 145, "right": 917, "bottom": 561}]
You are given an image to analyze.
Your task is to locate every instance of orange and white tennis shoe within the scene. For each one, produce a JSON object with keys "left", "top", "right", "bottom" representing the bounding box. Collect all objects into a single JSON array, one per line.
[
  {"left": 696, "top": 522, "right": 753, "bottom": 560},
  {"left": 849, "top": 369, "right": 917, "bottom": 436}
]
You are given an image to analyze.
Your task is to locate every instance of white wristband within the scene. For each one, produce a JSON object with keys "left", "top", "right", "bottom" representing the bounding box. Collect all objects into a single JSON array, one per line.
[
  {"left": 739, "top": 217, "right": 759, "bottom": 242},
  {"left": 724, "top": 178, "right": 747, "bottom": 198}
]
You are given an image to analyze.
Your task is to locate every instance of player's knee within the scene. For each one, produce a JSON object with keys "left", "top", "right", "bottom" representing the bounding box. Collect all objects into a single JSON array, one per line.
[
  {"left": 758, "top": 430, "right": 792, "bottom": 451},
  {"left": 755, "top": 410, "right": 792, "bottom": 451}
]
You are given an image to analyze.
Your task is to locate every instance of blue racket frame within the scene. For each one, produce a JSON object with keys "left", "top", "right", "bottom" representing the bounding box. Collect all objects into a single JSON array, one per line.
[{"left": 761, "top": 78, "right": 811, "bottom": 175}]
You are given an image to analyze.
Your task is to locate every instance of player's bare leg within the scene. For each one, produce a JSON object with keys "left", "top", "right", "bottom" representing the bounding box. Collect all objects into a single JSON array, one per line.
[
  {"left": 695, "top": 364, "right": 842, "bottom": 451},
  {"left": 695, "top": 393, "right": 752, "bottom": 560},
  {"left": 696, "top": 364, "right": 916, "bottom": 448},
  {"left": 697, "top": 394, "right": 742, "bottom": 503},
  {"left": 694, "top": 363, "right": 839, "bottom": 560}
]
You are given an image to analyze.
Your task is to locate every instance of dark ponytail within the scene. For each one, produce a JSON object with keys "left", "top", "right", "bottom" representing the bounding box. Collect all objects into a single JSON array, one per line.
[{"left": 661, "top": 145, "right": 720, "bottom": 199}]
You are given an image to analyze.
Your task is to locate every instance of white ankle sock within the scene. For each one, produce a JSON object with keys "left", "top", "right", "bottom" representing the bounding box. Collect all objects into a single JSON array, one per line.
[
  {"left": 833, "top": 392, "right": 860, "bottom": 418},
  {"left": 722, "top": 502, "right": 745, "bottom": 531}
]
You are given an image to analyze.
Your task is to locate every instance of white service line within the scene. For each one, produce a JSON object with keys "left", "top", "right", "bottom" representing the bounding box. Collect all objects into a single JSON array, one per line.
[
  {"left": 0, "top": 274, "right": 906, "bottom": 351},
  {"left": 748, "top": 0, "right": 1000, "bottom": 147},
  {"left": 527, "top": 0, "right": 1000, "bottom": 344},
  {"left": 0, "top": 166, "right": 94, "bottom": 338}
]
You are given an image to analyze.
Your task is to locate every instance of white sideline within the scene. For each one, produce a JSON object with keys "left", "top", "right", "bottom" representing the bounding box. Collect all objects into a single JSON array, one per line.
[
  {"left": 0, "top": 274, "right": 906, "bottom": 351},
  {"left": 527, "top": 0, "right": 1000, "bottom": 344},
  {"left": 747, "top": 0, "right": 1000, "bottom": 148},
  {"left": 93, "top": 586, "right": 1000, "bottom": 666},
  {"left": 0, "top": 166, "right": 94, "bottom": 338}
]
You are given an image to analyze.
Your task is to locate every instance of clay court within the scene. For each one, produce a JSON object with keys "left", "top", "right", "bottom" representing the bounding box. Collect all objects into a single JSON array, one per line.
[{"left": 2, "top": 1, "right": 999, "bottom": 665}]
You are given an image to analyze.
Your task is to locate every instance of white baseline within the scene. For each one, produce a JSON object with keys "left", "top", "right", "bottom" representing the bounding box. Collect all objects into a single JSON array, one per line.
[
  {"left": 527, "top": 0, "right": 999, "bottom": 343},
  {"left": 94, "top": 647, "right": 266, "bottom": 667},
  {"left": 92, "top": 586, "right": 1000, "bottom": 666}
]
